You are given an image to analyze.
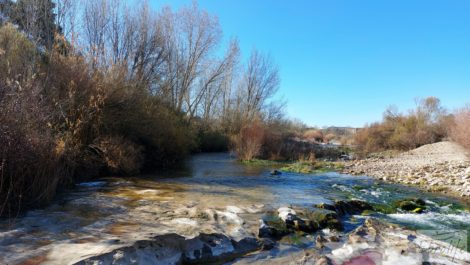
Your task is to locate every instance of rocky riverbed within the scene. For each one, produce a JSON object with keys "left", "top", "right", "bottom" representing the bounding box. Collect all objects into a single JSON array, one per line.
[
  {"left": 342, "top": 141, "right": 470, "bottom": 199},
  {"left": 77, "top": 206, "right": 470, "bottom": 265}
]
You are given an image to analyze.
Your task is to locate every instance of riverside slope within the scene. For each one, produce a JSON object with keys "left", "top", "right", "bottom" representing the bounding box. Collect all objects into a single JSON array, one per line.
[{"left": 343, "top": 141, "right": 470, "bottom": 199}]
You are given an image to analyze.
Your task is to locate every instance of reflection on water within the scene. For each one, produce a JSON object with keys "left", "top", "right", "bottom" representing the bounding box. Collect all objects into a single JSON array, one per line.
[{"left": 0, "top": 153, "right": 469, "bottom": 265}]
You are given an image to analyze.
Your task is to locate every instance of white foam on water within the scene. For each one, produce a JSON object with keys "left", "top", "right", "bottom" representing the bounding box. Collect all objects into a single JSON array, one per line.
[
  {"left": 170, "top": 218, "right": 198, "bottom": 226},
  {"left": 226, "top": 205, "right": 244, "bottom": 214},
  {"left": 382, "top": 248, "right": 423, "bottom": 265},
  {"left": 387, "top": 211, "right": 470, "bottom": 229}
]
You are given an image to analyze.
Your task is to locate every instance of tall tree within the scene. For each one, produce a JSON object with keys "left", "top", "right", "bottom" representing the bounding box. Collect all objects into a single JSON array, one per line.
[{"left": 239, "top": 49, "right": 280, "bottom": 121}]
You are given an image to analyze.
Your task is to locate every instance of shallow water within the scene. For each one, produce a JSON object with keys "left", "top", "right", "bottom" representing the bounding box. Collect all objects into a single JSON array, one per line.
[{"left": 1, "top": 153, "right": 469, "bottom": 264}]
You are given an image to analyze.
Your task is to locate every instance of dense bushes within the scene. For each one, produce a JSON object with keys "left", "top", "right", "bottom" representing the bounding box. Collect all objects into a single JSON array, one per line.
[
  {"left": 451, "top": 106, "right": 470, "bottom": 151},
  {"left": 0, "top": 31, "right": 64, "bottom": 215},
  {"left": 0, "top": 23, "right": 194, "bottom": 215},
  {"left": 232, "top": 120, "right": 266, "bottom": 161},
  {"left": 355, "top": 97, "right": 452, "bottom": 155}
]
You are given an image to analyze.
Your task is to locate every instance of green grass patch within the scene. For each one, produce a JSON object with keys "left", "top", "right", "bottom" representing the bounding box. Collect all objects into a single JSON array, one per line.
[
  {"left": 241, "top": 159, "right": 286, "bottom": 166},
  {"left": 280, "top": 161, "right": 345, "bottom": 174}
]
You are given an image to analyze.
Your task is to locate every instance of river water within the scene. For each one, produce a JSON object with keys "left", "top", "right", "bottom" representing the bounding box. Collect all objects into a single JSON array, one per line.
[{"left": 1, "top": 153, "right": 469, "bottom": 264}]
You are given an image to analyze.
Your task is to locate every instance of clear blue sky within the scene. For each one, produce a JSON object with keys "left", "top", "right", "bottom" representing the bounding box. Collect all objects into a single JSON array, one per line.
[{"left": 149, "top": 0, "right": 470, "bottom": 127}]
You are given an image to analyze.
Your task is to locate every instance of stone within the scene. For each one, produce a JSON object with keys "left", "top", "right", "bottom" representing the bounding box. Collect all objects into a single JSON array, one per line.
[
  {"left": 314, "top": 203, "right": 336, "bottom": 212},
  {"left": 315, "top": 200, "right": 373, "bottom": 216},
  {"left": 328, "top": 235, "right": 340, "bottom": 242},
  {"left": 260, "top": 238, "right": 275, "bottom": 250},
  {"left": 303, "top": 209, "right": 343, "bottom": 231},
  {"left": 258, "top": 217, "right": 291, "bottom": 239},
  {"left": 74, "top": 233, "right": 261, "bottom": 265},
  {"left": 314, "top": 256, "right": 334, "bottom": 265},
  {"left": 333, "top": 200, "right": 373, "bottom": 216},
  {"left": 393, "top": 198, "right": 426, "bottom": 213}
]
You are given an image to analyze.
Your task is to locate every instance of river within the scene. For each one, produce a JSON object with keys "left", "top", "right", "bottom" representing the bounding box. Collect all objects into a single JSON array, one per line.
[{"left": 1, "top": 153, "right": 469, "bottom": 264}]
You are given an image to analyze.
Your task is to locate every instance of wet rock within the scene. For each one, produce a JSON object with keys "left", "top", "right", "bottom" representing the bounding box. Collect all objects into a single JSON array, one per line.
[
  {"left": 278, "top": 207, "right": 318, "bottom": 233},
  {"left": 371, "top": 203, "right": 396, "bottom": 214},
  {"left": 314, "top": 200, "right": 373, "bottom": 216},
  {"left": 260, "top": 206, "right": 344, "bottom": 240},
  {"left": 303, "top": 209, "right": 343, "bottom": 231},
  {"left": 258, "top": 218, "right": 291, "bottom": 239},
  {"left": 231, "top": 237, "right": 261, "bottom": 254},
  {"left": 74, "top": 233, "right": 261, "bottom": 265},
  {"left": 315, "top": 235, "right": 327, "bottom": 248},
  {"left": 327, "top": 235, "right": 340, "bottom": 242},
  {"left": 333, "top": 200, "right": 373, "bottom": 216},
  {"left": 270, "top": 170, "right": 282, "bottom": 175},
  {"left": 393, "top": 198, "right": 426, "bottom": 213},
  {"left": 314, "top": 203, "right": 336, "bottom": 212},
  {"left": 259, "top": 238, "right": 275, "bottom": 250}
]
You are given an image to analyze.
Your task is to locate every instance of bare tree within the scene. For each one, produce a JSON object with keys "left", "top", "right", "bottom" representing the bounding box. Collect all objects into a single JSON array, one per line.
[
  {"left": 239, "top": 49, "right": 280, "bottom": 121},
  {"left": 82, "top": 0, "right": 109, "bottom": 68},
  {"left": 160, "top": 2, "right": 222, "bottom": 113},
  {"left": 190, "top": 39, "right": 239, "bottom": 121},
  {"left": 128, "top": 2, "right": 166, "bottom": 90}
]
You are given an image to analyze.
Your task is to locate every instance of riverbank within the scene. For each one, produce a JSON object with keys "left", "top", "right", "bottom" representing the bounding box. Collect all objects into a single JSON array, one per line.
[{"left": 342, "top": 141, "right": 470, "bottom": 201}]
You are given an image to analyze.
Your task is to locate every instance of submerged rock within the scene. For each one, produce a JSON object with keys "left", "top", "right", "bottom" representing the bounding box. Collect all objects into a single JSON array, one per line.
[
  {"left": 334, "top": 200, "right": 374, "bottom": 216},
  {"left": 393, "top": 197, "right": 427, "bottom": 213},
  {"left": 74, "top": 233, "right": 261, "bottom": 265},
  {"left": 314, "top": 200, "right": 373, "bottom": 216}
]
